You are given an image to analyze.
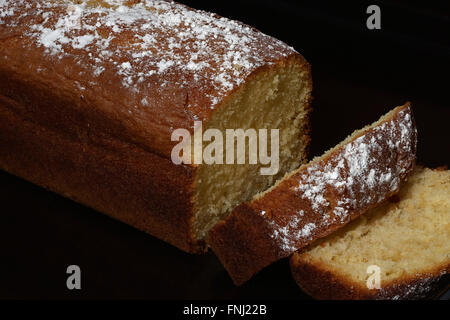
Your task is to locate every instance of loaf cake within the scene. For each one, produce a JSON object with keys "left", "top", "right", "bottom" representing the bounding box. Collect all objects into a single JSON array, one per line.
[
  {"left": 291, "top": 167, "right": 450, "bottom": 299},
  {"left": 209, "top": 104, "right": 417, "bottom": 285},
  {"left": 0, "top": 0, "right": 311, "bottom": 252}
]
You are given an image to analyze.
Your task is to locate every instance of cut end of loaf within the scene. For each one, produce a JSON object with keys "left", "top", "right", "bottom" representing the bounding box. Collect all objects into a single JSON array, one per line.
[
  {"left": 192, "top": 56, "right": 312, "bottom": 242},
  {"left": 292, "top": 167, "right": 450, "bottom": 299}
]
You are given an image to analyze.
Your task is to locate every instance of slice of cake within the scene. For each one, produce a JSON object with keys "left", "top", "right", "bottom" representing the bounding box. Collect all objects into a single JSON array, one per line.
[
  {"left": 290, "top": 167, "right": 450, "bottom": 299},
  {"left": 208, "top": 103, "right": 417, "bottom": 285}
]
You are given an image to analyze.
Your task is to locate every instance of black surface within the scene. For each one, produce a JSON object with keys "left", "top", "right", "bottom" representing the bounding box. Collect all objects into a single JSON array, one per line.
[{"left": 0, "top": 1, "right": 449, "bottom": 300}]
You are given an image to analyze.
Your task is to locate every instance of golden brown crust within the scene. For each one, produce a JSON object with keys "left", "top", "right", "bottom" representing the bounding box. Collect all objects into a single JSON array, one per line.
[
  {"left": 0, "top": 1, "right": 311, "bottom": 252},
  {"left": 0, "top": 96, "right": 201, "bottom": 252},
  {"left": 0, "top": 0, "right": 305, "bottom": 158},
  {"left": 208, "top": 104, "right": 417, "bottom": 285},
  {"left": 290, "top": 252, "right": 449, "bottom": 300}
]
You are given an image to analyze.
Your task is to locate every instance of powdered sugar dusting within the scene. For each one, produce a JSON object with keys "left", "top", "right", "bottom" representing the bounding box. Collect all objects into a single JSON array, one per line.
[
  {"left": 260, "top": 106, "right": 416, "bottom": 254},
  {"left": 266, "top": 213, "right": 317, "bottom": 251},
  {"left": 1, "top": 0, "right": 296, "bottom": 110},
  {"left": 0, "top": 0, "right": 16, "bottom": 19}
]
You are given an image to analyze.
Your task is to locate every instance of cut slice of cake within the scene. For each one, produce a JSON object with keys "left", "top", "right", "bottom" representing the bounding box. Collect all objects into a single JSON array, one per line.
[
  {"left": 290, "top": 167, "right": 450, "bottom": 299},
  {"left": 208, "top": 103, "right": 417, "bottom": 285}
]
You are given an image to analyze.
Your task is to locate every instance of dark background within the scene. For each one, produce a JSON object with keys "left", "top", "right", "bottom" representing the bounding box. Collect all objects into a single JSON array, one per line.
[{"left": 1, "top": 1, "right": 449, "bottom": 299}]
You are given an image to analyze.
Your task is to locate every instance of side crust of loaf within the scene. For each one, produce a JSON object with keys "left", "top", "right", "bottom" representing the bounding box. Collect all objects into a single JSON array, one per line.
[
  {"left": 0, "top": 96, "right": 200, "bottom": 252},
  {"left": 208, "top": 104, "right": 417, "bottom": 285},
  {"left": 290, "top": 253, "right": 449, "bottom": 300}
]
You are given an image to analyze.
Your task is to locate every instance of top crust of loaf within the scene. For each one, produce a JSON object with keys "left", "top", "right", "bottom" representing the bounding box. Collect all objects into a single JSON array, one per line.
[
  {"left": 208, "top": 104, "right": 417, "bottom": 285},
  {"left": 0, "top": 0, "right": 307, "bottom": 158}
]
